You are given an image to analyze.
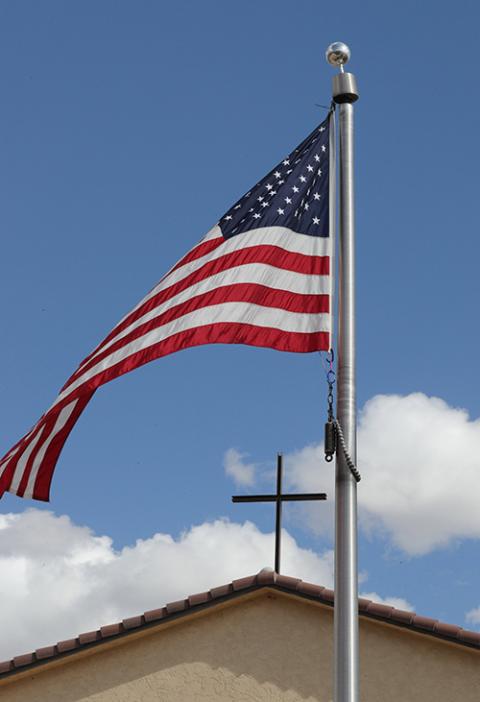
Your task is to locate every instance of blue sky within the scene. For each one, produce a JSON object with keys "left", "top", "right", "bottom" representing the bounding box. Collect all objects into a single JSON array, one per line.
[{"left": 1, "top": 0, "right": 480, "bottom": 658}]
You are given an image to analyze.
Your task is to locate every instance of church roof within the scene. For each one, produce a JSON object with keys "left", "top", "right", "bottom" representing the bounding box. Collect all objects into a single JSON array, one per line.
[{"left": 1, "top": 569, "right": 479, "bottom": 679}]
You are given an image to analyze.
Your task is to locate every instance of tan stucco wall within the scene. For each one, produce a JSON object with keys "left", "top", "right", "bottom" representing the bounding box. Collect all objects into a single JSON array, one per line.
[{"left": 0, "top": 591, "right": 478, "bottom": 702}]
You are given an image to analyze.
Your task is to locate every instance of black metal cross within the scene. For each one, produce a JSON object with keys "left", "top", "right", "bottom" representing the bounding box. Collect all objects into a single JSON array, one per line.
[{"left": 232, "top": 453, "right": 327, "bottom": 574}]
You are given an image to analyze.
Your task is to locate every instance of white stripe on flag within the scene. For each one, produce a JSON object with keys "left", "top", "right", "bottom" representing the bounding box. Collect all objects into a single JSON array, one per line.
[
  {"left": 22, "top": 400, "right": 79, "bottom": 499},
  {"left": 9, "top": 425, "right": 46, "bottom": 494},
  {"left": 0, "top": 425, "right": 39, "bottom": 474},
  {"left": 134, "top": 227, "right": 329, "bottom": 309},
  {"left": 55, "top": 303, "right": 329, "bottom": 406},
  {"left": 79, "top": 264, "right": 330, "bottom": 369}
]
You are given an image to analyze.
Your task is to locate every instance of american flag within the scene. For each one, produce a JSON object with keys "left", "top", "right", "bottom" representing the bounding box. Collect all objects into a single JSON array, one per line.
[{"left": 0, "top": 114, "right": 333, "bottom": 501}]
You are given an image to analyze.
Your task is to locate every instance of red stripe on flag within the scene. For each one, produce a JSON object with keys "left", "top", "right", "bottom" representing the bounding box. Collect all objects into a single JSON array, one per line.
[
  {"left": 64, "top": 285, "right": 329, "bottom": 388},
  {"left": 14, "top": 415, "right": 57, "bottom": 498},
  {"left": 74, "top": 237, "right": 222, "bottom": 372},
  {"left": 0, "top": 323, "right": 328, "bottom": 501},
  {"left": 0, "top": 420, "right": 46, "bottom": 494},
  {"left": 169, "top": 236, "right": 224, "bottom": 273},
  {"left": 68, "top": 245, "right": 329, "bottom": 382},
  {"left": 59, "top": 322, "right": 329, "bottom": 405},
  {"left": 30, "top": 393, "right": 94, "bottom": 501}
]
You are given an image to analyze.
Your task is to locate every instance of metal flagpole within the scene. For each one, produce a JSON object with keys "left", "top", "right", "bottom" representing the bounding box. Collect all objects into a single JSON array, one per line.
[{"left": 326, "top": 42, "right": 360, "bottom": 702}]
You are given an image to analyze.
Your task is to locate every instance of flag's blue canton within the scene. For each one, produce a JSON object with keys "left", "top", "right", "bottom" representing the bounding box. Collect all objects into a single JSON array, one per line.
[{"left": 220, "top": 116, "right": 330, "bottom": 240}]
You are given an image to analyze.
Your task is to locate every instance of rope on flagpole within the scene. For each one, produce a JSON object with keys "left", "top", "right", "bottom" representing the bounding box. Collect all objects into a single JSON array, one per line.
[{"left": 334, "top": 419, "right": 361, "bottom": 482}]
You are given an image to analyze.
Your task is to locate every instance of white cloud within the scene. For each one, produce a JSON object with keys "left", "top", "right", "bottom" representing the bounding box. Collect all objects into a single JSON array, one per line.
[
  {"left": 0, "top": 510, "right": 334, "bottom": 661},
  {"left": 284, "top": 442, "right": 335, "bottom": 537},
  {"left": 283, "top": 393, "right": 480, "bottom": 556},
  {"left": 7, "top": 392, "right": 475, "bottom": 662},
  {"left": 465, "top": 606, "right": 480, "bottom": 627},
  {"left": 223, "top": 448, "right": 257, "bottom": 487},
  {"left": 360, "top": 592, "right": 414, "bottom": 612},
  {"left": 357, "top": 393, "right": 480, "bottom": 554}
]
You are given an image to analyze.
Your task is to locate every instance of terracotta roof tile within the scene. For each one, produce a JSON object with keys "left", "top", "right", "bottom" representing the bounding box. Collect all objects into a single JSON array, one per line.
[
  {"left": 0, "top": 660, "right": 13, "bottom": 674},
  {"left": 297, "top": 581, "right": 325, "bottom": 598},
  {"left": 209, "top": 583, "right": 232, "bottom": 599},
  {"left": 166, "top": 599, "right": 188, "bottom": 615},
  {"left": 12, "top": 653, "right": 35, "bottom": 668},
  {"left": 188, "top": 591, "right": 210, "bottom": 607},
  {"left": 257, "top": 569, "right": 276, "bottom": 585},
  {"left": 144, "top": 607, "right": 166, "bottom": 623},
  {"left": 122, "top": 615, "right": 144, "bottom": 630},
  {"left": 412, "top": 615, "right": 437, "bottom": 632},
  {"left": 434, "top": 622, "right": 462, "bottom": 637},
  {"left": 1, "top": 570, "right": 479, "bottom": 679},
  {"left": 232, "top": 575, "right": 257, "bottom": 591},
  {"left": 275, "top": 575, "right": 302, "bottom": 590},
  {"left": 100, "top": 623, "right": 123, "bottom": 638},
  {"left": 35, "top": 646, "right": 56, "bottom": 660},
  {"left": 321, "top": 588, "right": 335, "bottom": 603},
  {"left": 390, "top": 608, "right": 414, "bottom": 625},
  {"left": 78, "top": 630, "right": 100, "bottom": 645},
  {"left": 458, "top": 629, "right": 480, "bottom": 646},
  {"left": 366, "top": 602, "right": 393, "bottom": 619},
  {"left": 57, "top": 638, "right": 78, "bottom": 653}
]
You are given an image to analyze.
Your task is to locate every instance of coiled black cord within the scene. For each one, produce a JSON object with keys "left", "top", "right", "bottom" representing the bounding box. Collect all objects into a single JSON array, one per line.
[{"left": 334, "top": 420, "right": 361, "bottom": 482}]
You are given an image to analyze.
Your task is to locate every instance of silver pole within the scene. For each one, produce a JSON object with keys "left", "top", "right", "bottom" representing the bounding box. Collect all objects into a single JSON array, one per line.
[{"left": 326, "top": 42, "right": 360, "bottom": 702}]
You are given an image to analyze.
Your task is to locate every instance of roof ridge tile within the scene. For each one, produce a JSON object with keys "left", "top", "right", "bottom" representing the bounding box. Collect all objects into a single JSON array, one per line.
[
  {"left": 389, "top": 608, "right": 415, "bottom": 625},
  {"left": 1, "top": 570, "right": 478, "bottom": 679},
  {"left": 297, "top": 581, "right": 325, "bottom": 598},
  {"left": 457, "top": 629, "right": 480, "bottom": 645},
  {"left": 78, "top": 631, "right": 100, "bottom": 646},
  {"left": 209, "top": 583, "right": 232, "bottom": 599},
  {"left": 143, "top": 606, "right": 167, "bottom": 623},
  {"left": 165, "top": 599, "right": 189, "bottom": 615},
  {"left": 275, "top": 574, "right": 302, "bottom": 589},
  {"left": 56, "top": 638, "right": 78, "bottom": 654},
  {"left": 188, "top": 591, "right": 211, "bottom": 607},
  {"left": 232, "top": 575, "right": 257, "bottom": 591},
  {"left": 122, "top": 615, "right": 144, "bottom": 631},
  {"left": 365, "top": 602, "right": 393, "bottom": 619},
  {"left": 257, "top": 569, "right": 276, "bottom": 585},
  {"left": 35, "top": 646, "right": 56, "bottom": 660},
  {"left": 411, "top": 615, "right": 437, "bottom": 632},
  {"left": 100, "top": 623, "right": 123, "bottom": 638}
]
